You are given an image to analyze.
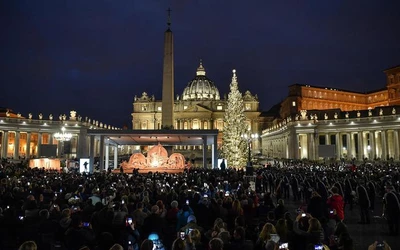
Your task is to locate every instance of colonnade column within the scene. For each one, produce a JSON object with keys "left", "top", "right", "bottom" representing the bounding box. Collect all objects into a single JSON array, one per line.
[
  {"left": 381, "top": 130, "right": 388, "bottom": 160},
  {"left": 394, "top": 130, "right": 399, "bottom": 161},
  {"left": 349, "top": 133, "right": 356, "bottom": 159},
  {"left": 48, "top": 133, "right": 53, "bottom": 145},
  {"left": 290, "top": 128, "right": 299, "bottom": 159},
  {"left": 314, "top": 132, "right": 319, "bottom": 160},
  {"left": 105, "top": 144, "right": 109, "bottom": 170},
  {"left": 202, "top": 136, "right": 207, "bottom": 168},
  {"left": 57, "top": 140, "right": 63, "bottom": 158},
  {"left": 370, "top": 131, "right": 376, "bottom": 160},
  {"left": 335, "top": 133, "right": 341, "bottom": 160},
  {"left": 14, "top": 131, "right": 20, "bottom": 159},
  {"left": 114, "top": 146, "right": 118, "bottom": 170},
  {"left": 37, "top": 132, "right": 42, "bottom": 158},
  {"left": 89, "top": 135, "right": 95, "bottom": 173},
  {"left": 325, "top": 133, "right": 330, "bottom": 145},
  {"left": 211, "top": 135, "right": 218, "bottom": 169},
  {"left": 1, "top": 131, "right": 8, "bottom": 158},
  {"left": 99, "top": 135, "right": 105, "bottom": 171},
  {"left": 307, "top": 133, "right": 314, "bottom": 160},
  {"left": 26, "top": 132, "right": 31, "bottom": 159},
  {"left": 357, "top": 131, "right": 364, "bottom": 161}
]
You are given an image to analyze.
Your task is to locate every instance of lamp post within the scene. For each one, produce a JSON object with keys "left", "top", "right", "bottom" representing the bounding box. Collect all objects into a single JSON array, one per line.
[{"left": 242, "top": 133, "right": 259, "bottom": 167}]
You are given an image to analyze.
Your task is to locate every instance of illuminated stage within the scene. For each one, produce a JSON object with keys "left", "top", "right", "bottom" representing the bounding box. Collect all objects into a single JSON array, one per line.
[{"left": 116, "top": 143, "right": 186, "bottom": 174}]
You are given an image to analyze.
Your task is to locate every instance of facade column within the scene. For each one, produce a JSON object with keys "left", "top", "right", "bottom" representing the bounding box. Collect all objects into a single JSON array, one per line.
[
  {"left": 202, "top": 136, "right": 207, "bottom": 168},
  {"left": 77, "top": 130, "right": 88, "bottom": 158},
  {"left": 393, "top": 130, "right": 399, "bottom": 161},
  {"left": 307, "top": 133, "right": 314, "bottom": 160},
  {"left": 381, "top": 130, "right": 388, "bottom": 160},
  {"left": 99, "top": 135, "right": 105, "bottom": 171},
  {"left": 48, "top": 133, "right": 53, "bottom": 145},
  {"left": 290, "top": 128, "right": 299, "bottom": 159},
  {"left": 335, "top": 133, "right": 341, "bottom": 160},
  {"left": 325, "top": 133, "right": 330, "bottom": 145},
  {"left": 26, "top": 132, "right": 31, "bottom": 159},
  {"left": 370, "top": 131, "right": 376, "bottom": 160},
  {"left": 105, "top": 144, "right": 109, "bottom": 170},
  {"left": 37, "top": 132, "right": 42, "bottom": 158},
  {"left": 1, "top": 131, "right": 9, "bottom": 158},
  {"left": 349, "top": 133, "right": 355, "bottom": 159},
  {"left": 314, "top": 132, "right": 319, "bottom": 160},
  {"left": 57, "top": 140, "right": 62, "bottom": 158},
  {"left": 14, "top": 131, "right": 20, "bottom": 159},
  {"left": 211, "top": 135, "right": 218, "bottom": 169},
  {"left": 89, "top": 135, "right": 95, "bottom": 173},
  {"left": 114, "top": 146, "right": 118, "bottom": 170},
  {"left": 357, "top": 131, "right": 364, "bottom": 161}
]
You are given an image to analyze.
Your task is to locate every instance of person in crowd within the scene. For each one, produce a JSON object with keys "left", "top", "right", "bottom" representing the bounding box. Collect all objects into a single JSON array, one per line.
[
  {"left": 18, "top": 241, "right": 37, "bottom": 250},
  {"left": 230, "top": 226, "right": 253, "bottom": 250},
  {"left": 142, "top": 205, "right": 167, "bottom": 240},
  {"left": 255, "top": 222, "right": 277, "bottom": 250},
  {"left": 356, "top": 182, "right": 371, "bottom": 224},
  {"left": 367, "top": 240, "right": 392, "bottom": 250},
  {"left": 274, "top": 199, "right": 287, "bottom": 220},
  {"left": 209, "top": 237, "right": 224, "bottom": 250},
  {"left": 189, "top": 229, "right": 206, "bottom": 250},
  {"left": 140, "top": 239, "right": 153, "bottom": 250},
  {"left": 307, "top": 191, "right": 326, "bottom": 222},
  {"left": 180, "top": 215, "right": 204, "bottom": 234},
  {"left": 156, "top": 200, "right": 168, "bottom": 218},
  {"left": 383, "top": 185, "right": 400, "bottom": 236},
  {"left": 327, "top": 187, "right": 344, "bottom": 222},
  {"left": 275, "top": 218, "right": 289, "bottom": 244},
  {"left": 109, "top": 244, "right": 124, "bottom": 250},
  {"left": 293, "top": 214, "right": 325, "bottom": 247},
  {"left": 176, "top": 204, "right": 194, "bottom": 231},
  {"left": 132, "top": 202, "right": 148, "bottom": 230},
  {"left": 64, "top": 212, "right": 96, "bottom": 249}
]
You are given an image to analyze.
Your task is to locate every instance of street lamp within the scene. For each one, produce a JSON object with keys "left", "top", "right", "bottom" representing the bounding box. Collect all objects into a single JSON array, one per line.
[{"left": 242, "top": 133, "right": 259, "bottom": 167}]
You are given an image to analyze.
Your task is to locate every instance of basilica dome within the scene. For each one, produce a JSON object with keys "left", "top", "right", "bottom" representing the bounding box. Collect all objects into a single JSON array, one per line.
[{"left": 181, "top": 60, "right": 220, "bottom": 101}]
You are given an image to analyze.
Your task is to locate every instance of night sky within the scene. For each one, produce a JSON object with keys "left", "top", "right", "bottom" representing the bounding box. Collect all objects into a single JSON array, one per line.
[{"left": 1, "top": 1, "right": 400, "bottom": 127}]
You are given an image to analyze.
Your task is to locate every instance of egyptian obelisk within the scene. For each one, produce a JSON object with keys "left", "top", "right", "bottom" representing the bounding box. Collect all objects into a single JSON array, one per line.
[{"left": 161, "top": 8, "right": 174, "bottom": 129}]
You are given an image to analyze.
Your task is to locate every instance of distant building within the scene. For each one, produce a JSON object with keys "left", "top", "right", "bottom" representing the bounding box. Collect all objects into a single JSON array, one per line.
[
  {"left": 131, "top": 61, "right": 266, "bottom": 160},
  {"left": 261, "top": 65, "right": 400, "bottom": 161}
]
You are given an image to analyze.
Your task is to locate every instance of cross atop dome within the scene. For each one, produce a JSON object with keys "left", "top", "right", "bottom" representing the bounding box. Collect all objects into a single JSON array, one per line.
[{"left": 196, "top": 59, "right": 206, "bottom": 76}]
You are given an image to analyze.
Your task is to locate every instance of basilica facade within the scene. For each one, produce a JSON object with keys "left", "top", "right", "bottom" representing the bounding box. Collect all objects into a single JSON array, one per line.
[
  {"left": 261, "top": 65, "right": 400, "bottom": 161},
  {"left": 131, "top": 61, "right": 264, "bottom": 158}
]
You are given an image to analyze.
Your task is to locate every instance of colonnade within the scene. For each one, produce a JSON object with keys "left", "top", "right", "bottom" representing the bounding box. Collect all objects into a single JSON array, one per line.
[
  {"left": 0, "top": 130, "right": 90, "bottom": 160},
  {"left": 263, "top": 128, "right": 400, "bottom": 161}
]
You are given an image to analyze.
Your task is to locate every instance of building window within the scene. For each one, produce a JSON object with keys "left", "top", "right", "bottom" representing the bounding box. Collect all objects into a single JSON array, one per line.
[
  {"left": 217, "top": 105, "right": 222, "bottom": 110},
  {"left": 245, "top": 103, "right": 251, "bottom": 110},
  {"left": 193, "top": 120, "right": 199, "bottom": 129},
  {"left": 142, "top": 105, "right": 147, "bottom": 111},
  {"left": 217, "top": 120, "right": 223, "bottom": 130},
  {"left": 184, "top": 122, "right": 188, "bottom": 130},
  {"left": 157, "top": 107, "right": 162, "bottom": 111},
  {"left": 141, "top": 122, "right": 147, "bottom": 130},
  {"left": 183, "top": 106, "right": 188, "bottom": 110},
  {"left": 292, "top": 101, "right": 296, "bottom": 107},
  {"left": 203, "top": 121, "right": 208, "bottom": 129}
]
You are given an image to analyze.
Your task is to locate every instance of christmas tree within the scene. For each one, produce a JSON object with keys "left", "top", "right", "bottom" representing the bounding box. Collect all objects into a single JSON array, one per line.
[{"left": 222, "top": 69, "right": 248, "bottom": 168}]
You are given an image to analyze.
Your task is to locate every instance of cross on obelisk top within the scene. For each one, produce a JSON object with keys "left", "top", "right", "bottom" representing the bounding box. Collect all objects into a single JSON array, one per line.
[{"left": 167, "top": 8, "right": 172, "bottom": 27}]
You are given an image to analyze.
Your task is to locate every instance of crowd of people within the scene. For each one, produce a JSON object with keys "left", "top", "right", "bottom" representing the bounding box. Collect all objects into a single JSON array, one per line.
[{"left": 0, "top": 159, "right": 399, "bottom": 250}]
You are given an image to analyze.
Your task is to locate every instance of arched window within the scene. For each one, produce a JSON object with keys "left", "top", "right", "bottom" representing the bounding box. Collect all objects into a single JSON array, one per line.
[{"left": 203, "top": 121, "right": 208, "bottom": 129}]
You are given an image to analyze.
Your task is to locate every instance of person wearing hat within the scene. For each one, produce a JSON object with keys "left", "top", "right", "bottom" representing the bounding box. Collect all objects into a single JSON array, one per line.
[{"left": 180, "top": 215, "right": 204, "bottom": 235}]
